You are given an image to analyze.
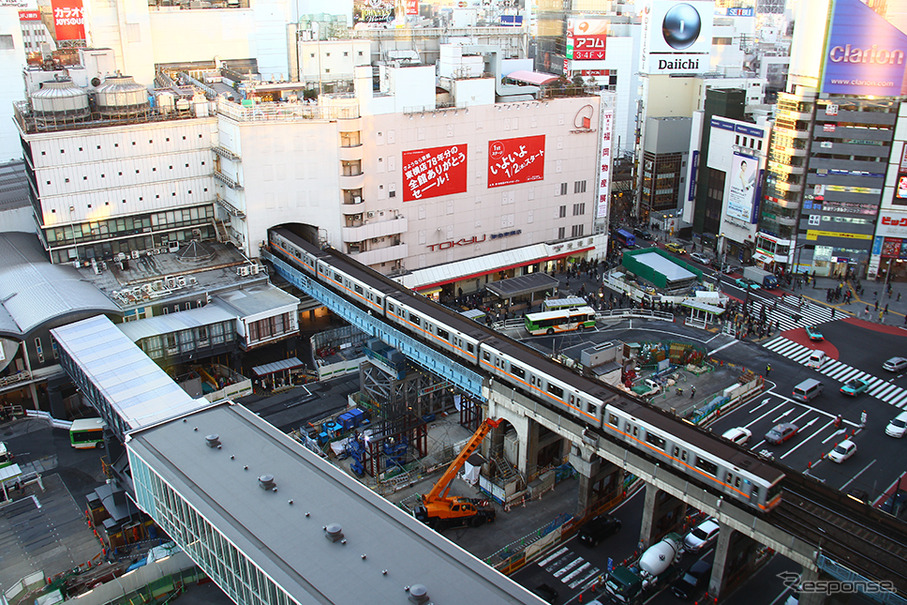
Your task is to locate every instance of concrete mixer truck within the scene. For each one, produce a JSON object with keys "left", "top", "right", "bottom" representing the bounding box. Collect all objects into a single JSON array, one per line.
[{"left": 602, "top": 533, "right": 682, "bottom": 603}]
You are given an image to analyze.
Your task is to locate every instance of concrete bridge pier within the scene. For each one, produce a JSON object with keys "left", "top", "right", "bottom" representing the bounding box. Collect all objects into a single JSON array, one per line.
[
  {"left": 568, "top": 444, "right": 624, "bottom": 517},
  {"left": 639, "top": 484, "right": 688, "bottom": 549},
  {"left": 708, "top": 521, "right": 761, "bottom": 599}
]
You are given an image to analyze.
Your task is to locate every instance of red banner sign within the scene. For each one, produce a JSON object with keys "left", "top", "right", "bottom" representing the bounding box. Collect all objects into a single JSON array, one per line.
[
  {"left": 487, "top": 135, "right": 546, "bottom": 188},
  {"left": 405, "top": 0, "right": 418, "bottom": 15},
  {"left": 402, "top": 144, "right": 468, "bottom": 202},
  {"left": 51, "top": 0, "right": 85, "bottom": 40},
  {"left": 19, "top": 10, "right": 40, "bottom": 20}
]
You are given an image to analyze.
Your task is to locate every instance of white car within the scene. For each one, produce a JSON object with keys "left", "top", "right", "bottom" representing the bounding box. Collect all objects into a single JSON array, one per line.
[
  {"left": 827, "top": 439, "right": 857, "bottom": 463},
  {"left": 886, "top": 411, "right": 907, "bottom": 438},
  {"left": 683, "top": 518, "right": 720, "bottom": 553},
  {"left": 806, "top": 350, "right": 827, "bottom": 369},
  {"left": 721, "top": 427, "right": 752, "bottom": 446},
  {"left": 689, "top": 252, "right": 710, "bottom": 265}
]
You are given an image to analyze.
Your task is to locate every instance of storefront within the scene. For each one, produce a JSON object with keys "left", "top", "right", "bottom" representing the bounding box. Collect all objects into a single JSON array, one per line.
[{"left": 868, "top": 210, "right": 907, "bottom": 280}]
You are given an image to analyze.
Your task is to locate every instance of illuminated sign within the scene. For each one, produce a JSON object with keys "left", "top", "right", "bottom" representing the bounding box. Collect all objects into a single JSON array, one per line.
[
  {"left": 405, "top": 0, "right": 418, "bottom": 15},
  {"left": 726, "top": 153, "right": 758, "bottom": 223},
  {"left": 487, "top": 135, "right": 545, "bottom": 188},
  {"left": 572, "top": 104, "right": 596, "bottom": 132},
  {"left": 876, "top": 211, "right": 907, "bottom": 237},
  {"left": 821, "top": 0, "right": 907, "bottom": 96},
  {"left": 596, "top": 104, "right": 613, "bottom": 220},
  {"left": 402, "top": 144, "right": 468, "bottom": 202},
  {"left": 427, "top": 230, "right": 522, "bottom": 251},
  {"left": 51, "top": 0, "right": 85, "bottom": 40},
  {"left": 18, "top": 10, "right": 40, "bottom": 20},
  {"left": 641, "top": 0, "right": 714, "bottom": 75},
  {"left": 353, "top": 0, "right": 394, "bottom": 24},
  {"left": 567, "top": 18, "right": 608, "bottom": 62}
]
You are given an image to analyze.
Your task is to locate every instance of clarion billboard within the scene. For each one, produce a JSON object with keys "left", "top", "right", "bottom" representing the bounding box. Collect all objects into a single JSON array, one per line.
[
  {"left": 821, "top": 0, "right": 907, "bottom": 96},
  {"left": 641, "top": 0, "right": 714, "bottom": 75},
  {"left": 487, "top": 135, "right": 546, "bottom": 188},
  {"left": 402, "top": 144, "right": 468, "bottom": 202}
]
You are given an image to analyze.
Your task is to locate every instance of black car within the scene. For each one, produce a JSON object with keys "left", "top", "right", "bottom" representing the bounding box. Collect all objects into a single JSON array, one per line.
[
  {"left": 633, "top": 227, "right": 653, "bottom": 240},
  {"left": 671, "top": 559, "right": 712, "bottom": 600},
  {"left": 577, "top": 514, "right": 622, "bottom": 547},
  {"left": 532, "top": 583, "right": 558, "bottom": 604}
]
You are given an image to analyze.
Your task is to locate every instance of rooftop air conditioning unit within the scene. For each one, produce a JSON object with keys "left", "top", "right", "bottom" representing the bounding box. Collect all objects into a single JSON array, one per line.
[
  {"left": 353, "top": 196, "right": 361, "bottom": 204},
  {"left": 250, "top": 264, "right": 260, "bottom": 275},
  {"left": 168, "top": 241, "right": 180, "bottom": 253},
  {"left": 131, "top": 250, "right": 140, "bottom": 259}
]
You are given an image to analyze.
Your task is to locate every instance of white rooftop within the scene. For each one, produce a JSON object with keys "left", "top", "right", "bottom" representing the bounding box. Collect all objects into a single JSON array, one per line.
[
  {"left": 633, "top": 252, "right": 696, "bottom": 282},
  {"left": 51, "top": 315, "right": 205, "bottom": 433}
]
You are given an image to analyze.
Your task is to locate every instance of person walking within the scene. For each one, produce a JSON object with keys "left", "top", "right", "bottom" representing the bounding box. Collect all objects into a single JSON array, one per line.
[
  {"left": 861, "top": 410, "right": 867, "bottom": 426},
  {"left": 690, "top": 385, "right": 696, "bottom": 399},
  {"left": 765, "top": 363, "right": 771, "bottom": 376},
  {"left": 831, "top": 307, "right": 836, "bottom": 319}
]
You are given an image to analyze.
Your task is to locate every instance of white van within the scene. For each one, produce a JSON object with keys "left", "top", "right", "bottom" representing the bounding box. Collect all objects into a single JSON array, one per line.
[
  {"left": 886, "top": 411, "right": 907, "bottom": 438},
  {"left": 793, "top": 378, "right": 823, "bottom": 403},
  {"left": 806, "top": 350, "right": 827, "bottom": 369}
]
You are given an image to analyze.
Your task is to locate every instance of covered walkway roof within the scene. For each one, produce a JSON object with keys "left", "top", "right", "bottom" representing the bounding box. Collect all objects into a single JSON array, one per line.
[
  {"left": 50, "top": 315, "right": 204, "bottom": 438},
  {"left": 485, "top": 273, "right": 560, "bottom": 300}
]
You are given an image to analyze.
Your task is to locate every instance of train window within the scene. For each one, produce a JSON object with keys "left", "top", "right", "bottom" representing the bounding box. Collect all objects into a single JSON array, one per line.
[
  {"left": 608, "top": 414, "right": 619, "bottom": 427},
  {"left": 751, "top": 485, "right": 760, "bottom": 498},
  {"left": 467, "top": 344, "right": 474, "bottom": 353},
  {"left": 726, "top": 472, "right": 733, "bottom": 483},
  {"left": 437, "top": 328, "right": 449, "bottom": 340},
  {"left": 334, "top": 272, "right": 342, "bottom": 281},
  {"left": 694, "top": 457, "right": 718, "bottom": 477},
  {"left": 483, "top": 352, "right": 491, "bottom": 361},
  {"left": 673, "top": 446, "right": 680, "bottom": 457},
  {"left": 547, "top": 384, "right": 564, "bottom": 398},
  {"left": 644, "top": 432, "right": 665, "bottom": 450},
  {"left": 632, "top": 426, "right": 639, "bottom": 437},
  {"left": 410, "top": 314, "right": 420, "bottom": 326},
  {"left": 735, "top": 477, "right": 741, "bottom": 489},
  {"left": 388, "top": 303, "right": 395, "bottom": 313},
  {"left": 530, "top": 376, "right": 537, "bottom": 386},
  {"left": 511, "top": 364, "right": 525, "bottom": 378},
  {"left": 354, "top": 284, "right": 363, "bottom": 294},
  {"left": 587, "top": 402, "right": 598, "bottom": 416}
]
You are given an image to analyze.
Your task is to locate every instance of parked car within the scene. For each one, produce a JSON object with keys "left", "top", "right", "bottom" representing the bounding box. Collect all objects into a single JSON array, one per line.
[
  {"left": 765, "top": 423, "right": 798, "bottom": 445},
  {"left": 683, "top": 518, "right": 720, "bottom": 553},
  {"left": 721, "top": 427, "right": 752, "bottom": 446},
  {"left": 665, "top": 242, "right": 687, "bottom": 254},
  {"left": 805, "top": 325, "right": 824, "bottom": 341},
  {"left": 883, "top": 356, "right": 907, "bottom": 372},
  {"left": 827, "top": 439, "right": 857, "bottom": 463},
  {"left": 577, "top": 514, "right": 622, "bottom": 547},
  {"left": 734, "top": 277, "right": 760, "bottom": 290},
  {"left": 671, "top": 559, "right": 712, "bottom": 600},
  {"left": 840, "top": 377, "right": 870, "bottom": 396},
  {"left": 689, "top": 252, "right": 711, "bottom": 265}
]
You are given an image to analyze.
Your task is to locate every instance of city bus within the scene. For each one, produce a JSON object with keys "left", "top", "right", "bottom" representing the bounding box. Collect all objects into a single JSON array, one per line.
[
  {"left": 0, "top": 442, "right": 11, "bottom": 469},
  {"left": 524, "top": 306, "right": 597, "bottom": 335},
  {"left": 612, "top": 228, "right": 636, "bottom": 248},
  {"left": 70, "top": 418, "right": 106, "bottom": 449}
]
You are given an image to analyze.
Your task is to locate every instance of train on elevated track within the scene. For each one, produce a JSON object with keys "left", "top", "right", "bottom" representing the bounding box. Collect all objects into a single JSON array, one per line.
[{"left": 268, "top": 226, "right": 785, "bottom": 512}]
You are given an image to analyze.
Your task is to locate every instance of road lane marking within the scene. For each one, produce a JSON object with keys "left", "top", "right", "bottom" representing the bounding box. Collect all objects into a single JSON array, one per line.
[
  {"left": 840, "top": 459, "right": 876, "bottom": 491},
  {"left": 771, "top": 409, "right": 794, "bottom": 423},
  {"left": 745, "top": 402, "right": 787, "bottom": 428}
]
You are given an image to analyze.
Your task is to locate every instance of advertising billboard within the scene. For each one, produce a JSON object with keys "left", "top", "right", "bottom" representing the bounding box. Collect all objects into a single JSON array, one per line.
[
  {"left": 51, "top": 0, "right": 85, "bottom": 41},
  {"left": 18, "top": 10, "right": 40, "bottom": 20},
  {"left": 596, "top": 107, "right": 613, "bottom": 219},
  {"left": 487, "top": 135, "right": 546, "bottom": 188},
  {"left": 641, "top": 0, "right": 714, "bottom": 75},
  {"left": 566, "top": 18, "right": 608, "bottom": 62},
  {"left": 726, "top": 153, "right": 758, "bottom": 223},
  {"left": 353, "top": 0, "right": 395, "bottom": 25},
  {"left": 821, "top": 0, "right": 907, "bottom": 96},
  {"left": 404, "top": 0, "right": 418, "bottom": 15},
  {"left": 894, "top": 145, "right": 907, "bottom": 206},
  {"left": 402, "top": 144, "right": 468, "bottom": 202}
]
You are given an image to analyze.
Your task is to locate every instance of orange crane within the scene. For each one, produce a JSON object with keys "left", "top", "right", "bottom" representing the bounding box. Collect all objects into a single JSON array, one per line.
[{"left": 415, "top": 418, "right": 500, "bottom": 529}]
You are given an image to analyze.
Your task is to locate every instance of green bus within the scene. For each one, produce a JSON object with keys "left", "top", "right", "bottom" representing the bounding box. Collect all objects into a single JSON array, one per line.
[
  {"left": 70, "top": 418, "right": 106, "bottom": 449},
  {"left": 0, "top": 442, "right": 11, "bottom": 469},
  {"left": 524, "top": 306, "right": 597, "bottom": 336}
]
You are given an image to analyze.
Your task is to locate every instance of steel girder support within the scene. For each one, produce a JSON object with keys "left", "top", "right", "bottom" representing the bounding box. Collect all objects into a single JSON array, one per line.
[{"left": 264, "top": 251, "right": 485, "bottom": 399}]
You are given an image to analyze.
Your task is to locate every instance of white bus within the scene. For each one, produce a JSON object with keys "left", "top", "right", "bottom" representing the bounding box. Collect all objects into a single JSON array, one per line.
[{"left": 70, "top": 418, "right": 106, "bottom": 449}]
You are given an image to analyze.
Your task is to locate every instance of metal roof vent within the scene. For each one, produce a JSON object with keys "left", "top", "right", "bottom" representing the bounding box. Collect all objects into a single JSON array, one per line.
[
  {"left": 258, "top": 474, "right": 276, "bottom": 491},
  {"left": 407, "top": 584, "right": 429, "bottom": 604},
  {"left": 324, "top": 523, "right": 344, "bottom": 543},
  {"left": 205, "top": 434, "right": 221, "bottom": 448}
]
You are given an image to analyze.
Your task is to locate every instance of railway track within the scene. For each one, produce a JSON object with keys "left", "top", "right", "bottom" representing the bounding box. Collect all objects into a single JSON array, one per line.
[{"left": 770, "top": 480, "right": 907, "bottom": 594}]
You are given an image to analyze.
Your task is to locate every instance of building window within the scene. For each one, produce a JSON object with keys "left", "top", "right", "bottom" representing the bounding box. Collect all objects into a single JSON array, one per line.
[
  {"left": 573, "top": 203, "right": 585, "bottom": 216},
  {"left": 571, "top": 224, "right": 585, "bottom": 237},
  {"left": 558, "top": 226, "right": 566, "bottom": 239},
  {"left": 559, "top": 205, "right": 566, "bottom": 218},
  {"left": 560, "top": 183, "right": 568, "bottom": 196},
  {"left": 574, "top": 180, "right": 587, "bottom": 193}
]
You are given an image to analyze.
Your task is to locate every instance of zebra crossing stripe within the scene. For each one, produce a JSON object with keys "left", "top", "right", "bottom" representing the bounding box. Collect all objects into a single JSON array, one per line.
[
  {"left": 822, "top": 361, "right": 845, "bottom": 376},
  {"left": 888, "top": 390, "right": 907, "bottom": 408},
  {"left": 872, "top": 383, "right": 899, "bottom": 400},
  {"left": 538, "top": 547, "right": 569, "bottom": 566},
  {"left": 568, "top": 568, "right": 601, "bottom": 590},
  {"left": 553, "top": 557, "right": 585, "bottom": 578},
  {"left": 562, "top": 562, "right": 593, "bottom": 584},
  {"left": 881, "top": 386, "right": 905, "bottom": 403},
  {"left": 835, "top": 368, "right": 861, "bottom": 382}
]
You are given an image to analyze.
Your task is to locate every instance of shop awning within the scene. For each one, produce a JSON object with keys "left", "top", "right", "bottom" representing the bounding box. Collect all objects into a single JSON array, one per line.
[
  {"left": 485, "top": 273, "right": 560, "bottom": 299},
  {"left": 253, "top": 357, "right": 304, "bottom": 377}
]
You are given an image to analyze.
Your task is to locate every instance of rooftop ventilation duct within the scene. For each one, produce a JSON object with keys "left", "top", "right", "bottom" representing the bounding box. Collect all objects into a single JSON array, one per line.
[
  {"left": 407, "top": 584, "right": 429, "bottom": 604},
  {"left": 258, "top": 474, "right": 276, "bottom": 490},
  {"left": 205, "top": 434, "right": 221, "bottom": 448},
  {"left": 324, "top": 523, "right": 344, "bottom": 543}
]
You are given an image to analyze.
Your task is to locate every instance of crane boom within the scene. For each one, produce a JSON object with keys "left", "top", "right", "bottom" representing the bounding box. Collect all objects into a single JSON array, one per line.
[{"left": 424, "top": 418, "right": 501, "bottom": 504}]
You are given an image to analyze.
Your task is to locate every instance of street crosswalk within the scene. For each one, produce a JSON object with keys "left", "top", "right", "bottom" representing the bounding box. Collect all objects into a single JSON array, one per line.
[
  {"left": 754, "top": 294, "right": 837, "bottom": 333},
  {"left": 537, "top": 546, "right": 604, "bottom": 592},
  {"left": 762, "top": 336, "right": 907, "bottom": 408}
]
